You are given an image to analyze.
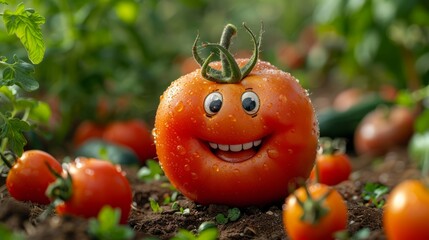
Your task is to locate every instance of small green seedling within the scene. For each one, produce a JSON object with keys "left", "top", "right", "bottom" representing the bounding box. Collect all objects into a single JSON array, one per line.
[
  {"left": 215, "top": 207, "right": 241, "bottom": 224},
  {"left": 137, "top": 160, "right": 165, "bottom": 183},
  {"left": 362, "top": 182, "right": 389, "bottom": 208},
  {"left": 335, "top": 228, "right": 370, "bottom": 240},
  {"left": 149, "top": 198, "right": 163, "bottom": 213},
  {"left": 88, "top": 206, "right": 135, "bottom": 240},
  {"left": 170, "top": 221, "right": 218, "bottom": 240}
]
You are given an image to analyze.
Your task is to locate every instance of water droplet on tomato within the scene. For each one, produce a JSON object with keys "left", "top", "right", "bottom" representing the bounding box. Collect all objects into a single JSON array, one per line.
[
  {"left": 267, "top": 149, "right": 279, "bottom": 159},
  {"left": 176, "top": 145, "right": 187, "bottom": 155},
  {"left": 212, "top": 164, "right": 219, "bottom": 172},
  {"left": 288, "top": 149, "right": 294, "bottom": 154},
  {"left": 279, "top": 94, "right": 288, "bottom": 103},
  {"left": 184, "top": 164, "right": 191, "bottom": 171},
  {"left": 175, "top": 101, "right": 184, "bottom": 112},
  {"left": 191, "top": 172, "right": 198, "bottom": 180},
  {"left": 228, "top": 114, "right": 236, "bottom": 122},
  {"left": 84, "top": 168, "right": 95, "bottom": 176},
  {"left": 233, "top": 169, "right": 240, "bottom": 175}
]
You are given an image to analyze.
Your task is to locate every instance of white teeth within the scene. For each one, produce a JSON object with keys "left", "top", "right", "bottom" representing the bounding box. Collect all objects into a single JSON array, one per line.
[
  {"left": 230, "top": 144, "right": 243, "bottom": 152},
  {"left": 218, "top": 144, "right": 229, "bottom": 151},
  {"left": 242, "top": 142, "right": 253, "bottom": 150},
  {"left": 208, "top": 140, "right": 262, "bottom": 152},
  {"left": 209, "top": 142, "right": 218, "bottom": 149}
]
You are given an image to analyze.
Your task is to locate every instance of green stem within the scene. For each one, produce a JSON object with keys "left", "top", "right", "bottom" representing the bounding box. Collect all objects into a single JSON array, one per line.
[
  {"left": 219, "top": 24, "right": 237, "bottom": 77},
  {"left": 0, "top": 152, "right": 13, "bottom": 169},
  {"left": 193, "top": 23, "right": 262, "bottom": 84}
]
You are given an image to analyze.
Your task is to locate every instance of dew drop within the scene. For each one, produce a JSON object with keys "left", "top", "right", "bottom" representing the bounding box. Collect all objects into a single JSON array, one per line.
[
  {"left": 176, "top": 145, "right": 187, "bottom": 155},
  {"left": 184, "top": 164, "right": 191, "bottom": 171},
  {"left": 233, "top": 169, "right": 240, "bottom": 175},
  {"left": 212, "top": 164, "right": 219, "bottom": 172},
  {"left": 175, "top": 101, "right": 184, "bottom": 112},
  {"left": 288, "top": 149, "right": 294, "bottom": 154},
  {"left": 267, "top": 149, "right": 280, "bottom": 159},
  {"left": 191, "top": 172, "right": 198, "bottom": 180},
  {"left": 279, "top": 94, "right": 288, "bottom": 103}
]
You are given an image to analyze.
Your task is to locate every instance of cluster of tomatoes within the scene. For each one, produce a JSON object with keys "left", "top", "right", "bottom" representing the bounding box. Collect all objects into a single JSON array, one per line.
[
  {"left": 73, "top": 119, "right": 157, "bottom": 163},
  {"left": 2, "top": 150, "right": 133, "bottom": 224}
]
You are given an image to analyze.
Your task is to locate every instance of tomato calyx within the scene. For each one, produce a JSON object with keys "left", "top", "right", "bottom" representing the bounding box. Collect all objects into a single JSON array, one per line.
[
  {"left": 208, "top": 139, "right": 263, "bottom": 163},
  {"left": 318, "top": 137, "right": 346, "bottom": 155},
  {"left": 293, "top": 185, "right": 332, "bottom": 225},
  {"left": 192, "top": 23, "right": 262, "bottom": 84},
  {"left": 45, "top": 164, "right": 73, "bottom": 202}
]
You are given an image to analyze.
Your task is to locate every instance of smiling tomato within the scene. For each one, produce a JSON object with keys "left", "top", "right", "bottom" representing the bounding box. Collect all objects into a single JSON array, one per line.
[{"left": 154, "top": 23, "right": 318, "bottom": 206}]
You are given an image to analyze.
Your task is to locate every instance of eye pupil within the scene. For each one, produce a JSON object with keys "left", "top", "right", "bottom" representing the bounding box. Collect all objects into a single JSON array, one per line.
[
  {"left": 242, "top": 98, "right": 256, "bottom": 111},
  {"left": 210, "top": 99, "right": 222, "bottom": 113}
]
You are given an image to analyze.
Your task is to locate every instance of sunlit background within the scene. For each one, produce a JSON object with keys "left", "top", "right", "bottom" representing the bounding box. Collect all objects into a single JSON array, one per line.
[{"left": 1, "top": 0, "right": 428, "bottom": 148}]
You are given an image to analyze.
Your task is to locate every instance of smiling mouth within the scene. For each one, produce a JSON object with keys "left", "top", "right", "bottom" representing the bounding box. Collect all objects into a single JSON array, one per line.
[{"left": 208, "top": 140, "right": 262, "bottom": 163}]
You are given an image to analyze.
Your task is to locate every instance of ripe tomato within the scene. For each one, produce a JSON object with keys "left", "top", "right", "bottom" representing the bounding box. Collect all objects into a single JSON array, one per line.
[
  {"left": 155, "top": 24, "right": 318, "bottom": 206},
  {"left": 52, "top": 158, "right": 132, "bottom": 224},
  {"left": 309, "top": 146, "right": 352, "bottom": 186},
  {"left": 383, "top": 180, "right": 429, "bottom": 240},
  {"left": 6, "top": 150, "right": 62, "bottom": 205},
  {"left": 73, "top": 120, "right": 105, "bottom": 147},
  {"left": 102, "top": 119, "right": 156, "bottom": 163},
  {"left": 283, "top": 183, "right": 348, "bottom": 240},
  {"left": 354, "top": 105, "right": 415, "bottom": 156},
  {"left": 332, "top": 88, "right": 364, "bottom": 112}
]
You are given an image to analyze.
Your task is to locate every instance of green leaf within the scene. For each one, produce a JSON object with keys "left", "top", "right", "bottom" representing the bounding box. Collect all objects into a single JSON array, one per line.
[
  {"left": 227, "top": 208, "right": 241, "bottom": 222},
  {"left": 414, "top": 109, "right": 429, "bottom": 133},
  {"left": 1, "top": 57, "right": 38, "bottom": 92},
  {"left": 3, "top": 3, "right": 45, "bottom": 64},
  {"left": 197, "top": 228, "right": 218, "bottom": 240},
  {"left": 88, "top": 206, "right": 135, "bottom": 240},
  {"left": 0, "top": 118, "right": 30, "bottom": 156},
  {"left": 215, "top": 214, "right": 228, "bottom": 224},
  {"left": 149, "top": 198, "right": 162, "bottom": 213},
  {"left": 28, "top": 100, "right": 51, "bottom": 123},
  {"left": 137, "top": 159, "right": 165, "bottom": 182},
  {"left": 0, "top": 224, "right": 25, "bottom": 240}
]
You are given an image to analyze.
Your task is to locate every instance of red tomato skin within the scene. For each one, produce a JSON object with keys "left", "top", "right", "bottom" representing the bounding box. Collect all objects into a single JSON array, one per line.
[
  {"left": 283, "top": 184, "right": 348, "bottom": 240},
  {"left": 102, "top": 119, "right": 156, "bottom": 163},
  {"left": 55, "top": 158, "right": 132, "bottom": 224},
  {"left": 6, "top": 150, "right": 62, "bottom": 205},
  {"left": 384, "top": 180, "right": 429, "bottom": 240},
  {"left": 155, "top": 59, "right": 318, "bottom": 206},
  {"left": 309, "top": 153, "right": 352, "bottom": 186},
  {"left": 73, "top": 121, "right": 105, "bottom": 147}
]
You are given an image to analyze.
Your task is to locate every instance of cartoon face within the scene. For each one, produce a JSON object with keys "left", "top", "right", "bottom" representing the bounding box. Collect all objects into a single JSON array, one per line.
[{"left": 154, "top": 60, "right": 318, "bottom": 206}]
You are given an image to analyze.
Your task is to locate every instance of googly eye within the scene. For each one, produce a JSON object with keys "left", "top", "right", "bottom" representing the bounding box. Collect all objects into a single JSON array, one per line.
[
  {"left": 241, "top": 91, "right": 260, "bottom": 115},
  {"left": 204, "top": 91, "right": 223, "bottom": 116}
]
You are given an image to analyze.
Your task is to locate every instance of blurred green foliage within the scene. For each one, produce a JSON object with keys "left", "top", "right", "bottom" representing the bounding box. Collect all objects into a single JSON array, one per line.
[{"left": 2, "top": 0, "right": 429, "bottom": 149}]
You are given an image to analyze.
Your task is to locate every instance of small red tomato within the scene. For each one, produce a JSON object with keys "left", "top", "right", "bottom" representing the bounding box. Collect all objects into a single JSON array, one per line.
[
  {"left": 283, "top": 183, "right": 348, "bottom": 240},
  {"left": 309, "top": 153, "right": 352, "bottom": 186},
  {"left": 332, "top": 88, "right": 364, "bottom": 112},
  {"left": 52, "top": 158, "right": 132, "bottom": 224},
  {"left": 73, "top": 121, "right": 105, "bottom": 147},
  {"left": 102, "top": 119, "right": 156, "bottom": 163},
  {"left": 383, "top": 180, "right": 429, "bottom": 240},
  {"left": 6, "top": 150, "right": 62, "bottom": 205},
  {"left": 354, "top": 105, "right": 415, "bottom": 156}
]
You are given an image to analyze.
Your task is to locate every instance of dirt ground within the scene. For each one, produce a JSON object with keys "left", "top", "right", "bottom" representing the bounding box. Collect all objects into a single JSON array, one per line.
[{"left": 0, "top": 145, "right": 420, "bottom": 240}]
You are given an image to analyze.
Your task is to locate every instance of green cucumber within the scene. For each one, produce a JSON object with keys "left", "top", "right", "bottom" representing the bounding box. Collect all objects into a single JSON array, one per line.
[
  {"left": 318, "top": 93, "right": 391, "bottom": 139},
  {"left": 75, "top": 139, "right": 140, "bottom": 166}
]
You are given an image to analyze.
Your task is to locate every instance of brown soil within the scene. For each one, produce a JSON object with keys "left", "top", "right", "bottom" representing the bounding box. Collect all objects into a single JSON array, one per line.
[{"left": 0, "top": 146, "right": 420, "bottom": 240}]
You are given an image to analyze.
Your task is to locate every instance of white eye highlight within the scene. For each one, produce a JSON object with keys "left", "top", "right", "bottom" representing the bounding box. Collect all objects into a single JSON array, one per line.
[
  {"left": 204, "top": 91, "right": 223, "bottom": 116},
  {"left": 241, "top": 91, "right": 260, "bottom": 115}
]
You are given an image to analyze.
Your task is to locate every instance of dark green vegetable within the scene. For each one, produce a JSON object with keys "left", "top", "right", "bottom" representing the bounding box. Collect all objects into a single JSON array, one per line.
[
  {"left": 75, "top": 139, "right": 140, "bottom": 166},
  {"left": 318, "top": 93, "right": 391, "bottom": 139}
]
